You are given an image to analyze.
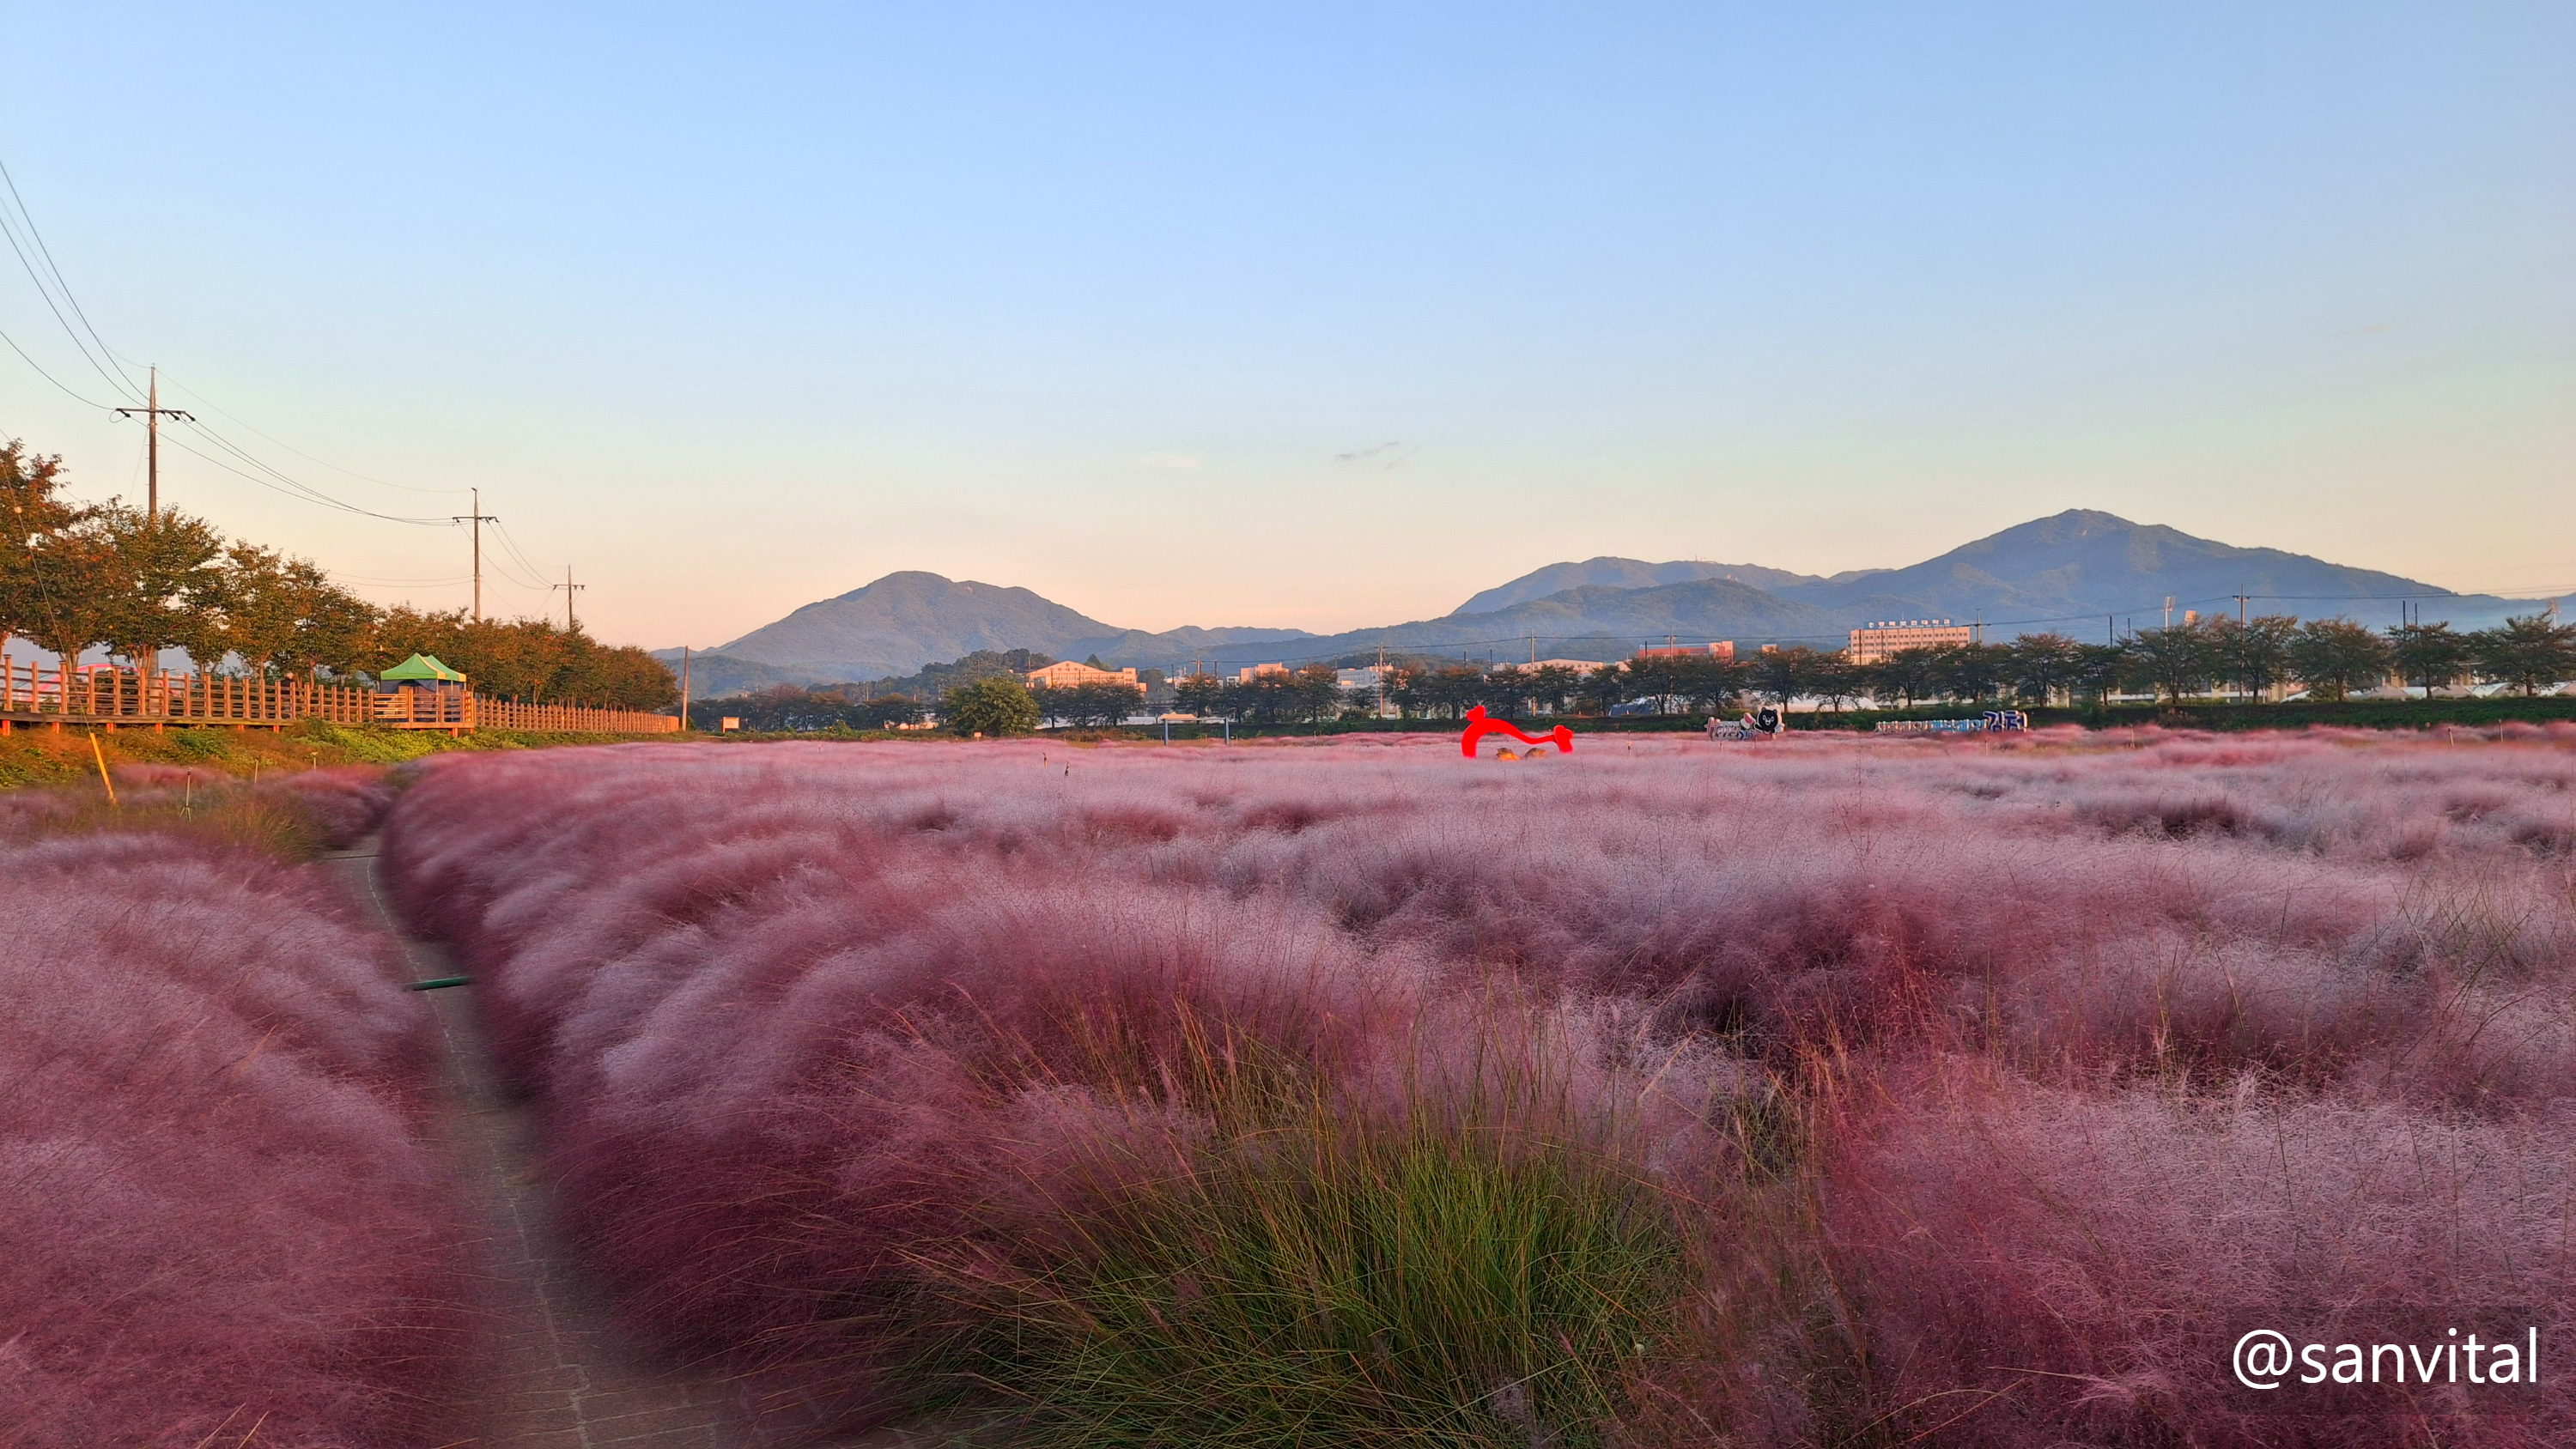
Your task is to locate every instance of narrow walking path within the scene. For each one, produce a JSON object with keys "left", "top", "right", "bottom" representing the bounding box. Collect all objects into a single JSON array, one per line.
[
  {"left": 328, "top": 846, "right": 762, "bottom": 1448},
  {"left": 328, "top": 846, "right": 962, "bottom": 1449}
]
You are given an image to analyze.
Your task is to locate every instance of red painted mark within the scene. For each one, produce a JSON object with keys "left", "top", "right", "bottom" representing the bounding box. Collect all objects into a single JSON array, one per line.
[{"left": 1461, "top": 706, "right": 1574, "bottom": 758}]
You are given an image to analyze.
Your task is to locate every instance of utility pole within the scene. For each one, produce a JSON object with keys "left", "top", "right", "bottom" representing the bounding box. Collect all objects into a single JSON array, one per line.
[
  {"left": 112, "top": 367, "right": 192, "bottom": 520},
  {"left": 552, "top": 566, "right": 586, "bottom": 632},
  {"left": 2234, "top": 591, "right": 2251, "bottom": 624},
  {"left": 451, "top": 488, "right": 498, "bottom": 621},
  {"left": 679, "top": 646, "right": 691, "bottom": 728},
  {"left": 2163, "top": 596, "right": 2175, "bottom": 630}
]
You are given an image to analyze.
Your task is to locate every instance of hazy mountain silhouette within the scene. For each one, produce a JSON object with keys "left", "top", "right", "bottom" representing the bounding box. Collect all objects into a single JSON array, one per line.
[
  {"left": 690, "top": 513, "right": 2561, "bottom": 686},
  {"left": 713, "top": 570, "right": 1311, "bottom": 680},
  {"left": 1453, "top": 557, "right": 1826, "bottom": 615}
]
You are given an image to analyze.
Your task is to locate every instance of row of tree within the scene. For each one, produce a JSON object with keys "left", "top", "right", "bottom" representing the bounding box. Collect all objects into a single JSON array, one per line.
[
  {"left": 1, "top": 440, "right": 676, "bottom": 711},
  {"left": 1163, "top": 615, "right": 2575, "bottom": 724}
]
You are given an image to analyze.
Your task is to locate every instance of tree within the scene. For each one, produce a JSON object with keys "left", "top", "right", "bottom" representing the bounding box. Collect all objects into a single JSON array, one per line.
[
  {"left": 2123, "top": 624, "right": 2215, "bottom": 703},
  {"left": 0, "top": 440, "right": 108, "bottom": 668},
  {"left": 221, "top": 543, "right": 377, "bottom": 676},
  {"left": 2387, "top": 621, "right": 2471, "bottom": 695},
  {"left": 1036, "top": 680, "right": 1143, "bottom": 728},
  {"left": 2205, "top": 615, "right": 2298, "bottom": 701},
  {"left": 1869, "top": 648, "right": 1943, "bottom": 709},
  {"left": 1174, "top": 672, "right": 1225, "bottom": 717},
  {"left": 1933, "top": 643, "right": 2010, "bottom": 703},
  {"left": 1575, "top": 664, "right": 1627, "bottom": 716},
  {"left": 2004, "top": 633, "right": 2081, "bottom": 706},
  {"left": 1806, "top": 654, "right": 1862, "bottom": 712},
  {"left": 1525, "top": 664, "right": 1578, "bottom": 716},
  {"left": 2470, "top": 615, "right": 2576, "bottom": 697},
  {"left": 1287, "top": 664, "right": 1342, "bottom": 724},
  {"left": 88, "top": 503, "right": 228, "bottom": 681},
  {"left": 1746, "top": 648, "right": 1814, "bottom": 707},
  {"left": 943, "top": 676, "right": 1040, "bottom": 736},
  {"left": 2071, "top": 642, "right": 2128, "bottom": 704},
  {"left": 2285, "top": 618, "right": 2394, "bottom": 701}
]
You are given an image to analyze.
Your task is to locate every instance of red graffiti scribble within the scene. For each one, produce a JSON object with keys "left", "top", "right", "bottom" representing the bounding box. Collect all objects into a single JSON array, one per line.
[{"left": 1461, "top": 706, "right": 1574, "bottom": 759}]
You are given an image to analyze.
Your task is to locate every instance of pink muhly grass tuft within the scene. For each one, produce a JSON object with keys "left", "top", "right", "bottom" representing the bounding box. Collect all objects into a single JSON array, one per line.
[
  {"left": 0, "top": 831, "right": 467, "bottom": 1446},
  {"left": 376, "top": 731, "right": 2576, "bottom": 1440},
  {"left": 1814, "top": 1058, "right": 2576, "bottom": 1446}
]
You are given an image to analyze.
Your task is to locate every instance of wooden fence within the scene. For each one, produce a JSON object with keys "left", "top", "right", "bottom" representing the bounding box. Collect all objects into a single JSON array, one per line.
[{"left": 0, "top": 661, "right": 679, "bottom": 736}]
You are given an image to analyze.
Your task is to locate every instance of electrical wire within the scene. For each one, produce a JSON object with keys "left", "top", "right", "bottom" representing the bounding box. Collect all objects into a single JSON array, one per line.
[
  {"left": 488, "top": 518, "right": 560, "bottom": 587},
  {"left": 1, "top": 149, "right": 488, "bottom": 528},
  {"left": 0, "top": 158, "right": 143, "bottom": 404},
  {"left": 149, "top": 427, "right": 453, "bottom": 524},
  {"left": 0, "top": 319, "right": 118, "bottom": 409},
  {"left": 141, "top": 367, "right": 465, "bottom": 495}
]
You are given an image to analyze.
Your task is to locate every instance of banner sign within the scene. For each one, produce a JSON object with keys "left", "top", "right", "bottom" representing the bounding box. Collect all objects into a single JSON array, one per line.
[{"left": 1874, "top": 711, "right": 2029, "bottom": 735}]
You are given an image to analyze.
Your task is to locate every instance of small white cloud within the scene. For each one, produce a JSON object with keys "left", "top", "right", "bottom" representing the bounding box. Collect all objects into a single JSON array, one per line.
[
  {"left": 1139, "top": 452, "right": 1202, "bottom": 470},
  {"left": 1335, "top": 440, "right": 1401, "bottom": 465}
]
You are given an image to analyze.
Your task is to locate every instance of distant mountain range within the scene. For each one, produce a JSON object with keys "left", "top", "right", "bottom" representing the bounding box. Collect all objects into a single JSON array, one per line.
[{"left": 668, "top": 512, "right": 2567, "bottom": 692}]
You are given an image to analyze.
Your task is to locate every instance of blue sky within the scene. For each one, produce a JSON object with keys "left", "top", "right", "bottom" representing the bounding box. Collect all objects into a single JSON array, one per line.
[{"left": 3, "top": 3, "right": 2567, "bottom": 646}]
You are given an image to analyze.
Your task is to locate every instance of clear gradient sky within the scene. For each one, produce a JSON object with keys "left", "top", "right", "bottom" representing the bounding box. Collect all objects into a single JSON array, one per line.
[{"left": 3, "top": 3, "right": 2568, "bottom": 648}]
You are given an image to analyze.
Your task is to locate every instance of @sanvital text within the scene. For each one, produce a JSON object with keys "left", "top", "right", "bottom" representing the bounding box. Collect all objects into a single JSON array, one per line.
[{"left": 2224, "top": 1312, "right": 2543, "bottom": 1413}]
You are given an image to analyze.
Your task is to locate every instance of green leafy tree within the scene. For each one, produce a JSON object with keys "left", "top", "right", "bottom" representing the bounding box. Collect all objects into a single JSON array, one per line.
[
  {"left": 0, "top": 441, "right": 104, "bottom": 666},
  {"left": 943, "top": 676, "right": 1040, "bottom": 736},
  {"left": 2205, "top": 615, "right": 2299, "bottom": 701},
  {"left": 1174, "top": 672, "right": 1225, "bottom": 716},
  {"left": 1525, "top": 664, "right": 1579, "bottom": 715},
  {"left": 1868, "top": 648, "right": 1943, "bottom": 709},
  {"left": 2071, "top": 642, "right": 2129, "bottom": 704},
  {"left": 221, "top": 543, "right": 378, "bottom": 676},
  {"left": 2004, "top": 633, "right": 2081, "bottom": 705},
  {"left": 1746, "top": 648, "right": 1814, "bottom": 707},
  {"left": 2470, "top": 615, "right": 2576, "bottom": 697},
  {"left": 1575, "top": 664, "right": 1627, "bottom": 716},
  {"left": 2123, "top": 623, "right": 2216, "bottom": 703},
  {"left": 1036, "top": 680, "right": 1145, "bottom": 728},
  {"left": 1288, "top": 664, "right": 1343, "bottom": 724},
  {"left": 2387, "top": 621, "right": 2471, "bottom": 694},
  {"left": 2285, "top": 618, "right": 2395, "bottom": 701},
  {"left": 1805, "top": 653, "right": 1862, "bottom": 712},
  {"left": 88, "top": 504, "right": 228, "bottom": 680}
]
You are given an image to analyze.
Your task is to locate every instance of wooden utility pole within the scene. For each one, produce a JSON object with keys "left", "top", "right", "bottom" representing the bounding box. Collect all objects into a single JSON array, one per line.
[
  {"left": 112, "top": 367, "right": 192, "bottom": 519},
  {"left": 452, "top": 488, "right": 498, "bottom": 620},
  {"left": 552, "top": 566, "right": 586, "bottom": 632},
  {"left": 679, "top": 646, "right": 691, "bottom": 727}
]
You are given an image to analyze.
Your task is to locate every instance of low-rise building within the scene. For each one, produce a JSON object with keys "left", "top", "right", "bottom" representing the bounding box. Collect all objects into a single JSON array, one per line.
[
  {"left": 1635, "top": 641, "right": 1735, "bottom": 661},
  {"left": 1024, "top": 661, "right": 1143, "bottom": 692},
  {"left": 1846, "top": 620, "right": 1973, "bottom": 664},
  {"left": 1236, "top": 662, "right": 1291, "bottom": 683}
]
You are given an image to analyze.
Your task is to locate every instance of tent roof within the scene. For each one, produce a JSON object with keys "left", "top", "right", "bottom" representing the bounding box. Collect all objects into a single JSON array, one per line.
[{"left": 380, "top": 653, "right": 467, "bottom": 682}]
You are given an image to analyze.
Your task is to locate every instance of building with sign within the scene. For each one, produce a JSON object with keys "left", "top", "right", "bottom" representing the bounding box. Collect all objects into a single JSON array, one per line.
[{"left": 1845, "top": 620, "right": 1973, "bottom": 664}]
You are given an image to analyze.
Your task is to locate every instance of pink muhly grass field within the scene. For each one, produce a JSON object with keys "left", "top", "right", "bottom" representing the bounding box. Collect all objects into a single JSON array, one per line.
[
  {"left": 0, "top": 829, "right": 466, "bottom": 1447},
  {"left": 380, "top": 727, "right": 2576, "bottom": 1445}
]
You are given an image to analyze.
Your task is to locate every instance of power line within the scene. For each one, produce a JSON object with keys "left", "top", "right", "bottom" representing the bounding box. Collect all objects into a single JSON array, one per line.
[
  {"left": 149, "top": 427, "right": 453, "bottom": 524},
  {"left": 0, "top": 149, "right": 474, "bottom": 530},
  {"left": 143, "top": 367, "right": 465, "bottom": 496},
  {"left": 0, "top": 319, "right": 118, "bottom": 409},
  {"left": 0, "top": 157, "right": 143, "bottom": 403}
]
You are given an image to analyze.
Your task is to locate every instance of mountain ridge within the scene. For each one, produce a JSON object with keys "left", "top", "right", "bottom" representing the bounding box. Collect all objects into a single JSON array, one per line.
[{"left": 685, "top": 512, "right": 2566, "bottom": 685}]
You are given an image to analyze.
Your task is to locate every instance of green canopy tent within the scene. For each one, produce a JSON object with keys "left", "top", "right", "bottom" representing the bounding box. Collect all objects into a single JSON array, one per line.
[{"left": 378, "top": 654, "right": 467, "bottom": 686}]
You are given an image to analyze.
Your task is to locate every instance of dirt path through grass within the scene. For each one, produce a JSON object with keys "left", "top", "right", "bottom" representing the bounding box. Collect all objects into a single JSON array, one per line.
[{"left": 326, "top": 844, "right": 955, "bottom": 1449}]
